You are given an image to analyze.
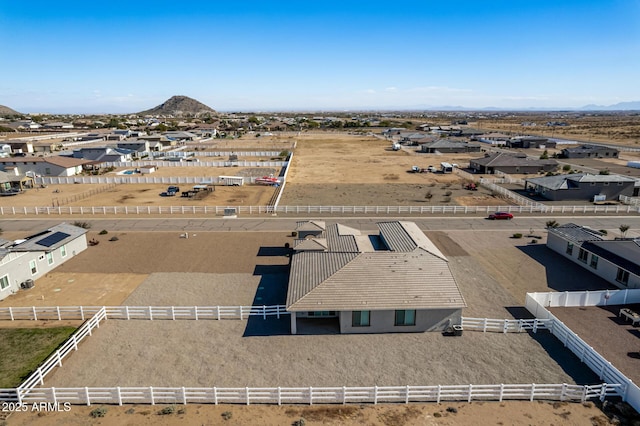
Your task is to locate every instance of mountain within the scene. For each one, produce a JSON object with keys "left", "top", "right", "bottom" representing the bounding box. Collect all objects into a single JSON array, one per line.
[
  {"left": 137, "top": 95, "right": 217, "bottom": 117},
  {"left": 0, "top": 104, "right": 22, "bottom": 116},
  {"left": 579, "top": 101, "right": 640, "bottom": 111}
]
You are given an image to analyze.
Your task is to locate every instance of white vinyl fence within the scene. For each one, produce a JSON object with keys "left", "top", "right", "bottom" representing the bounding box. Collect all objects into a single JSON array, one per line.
[
  {"left": 163, "top": 151, "right": 283, "bottom": 157},
  {"left": 102, "top": 160, "right": 288, "bottom": 168},
  {"left": 525, "top": 290, "right": 640, "bottom": 413},
  {"left": 35, "top": 175, "right": 278, "bottom": 185},
  {"left": 15, "top": 307, "right": 107, "bottom": 401},
  {"left": 2, "top": 203, "right": 639, "bottom": 216},
  {"left": 620, "top": 195, "right": 640, "bottom": 207},
  {"left": 0, "top": 305, "right": 289, "bottom": 321},
  {"left": 0, "top": 383, "right": 622, "bottom": 406}
]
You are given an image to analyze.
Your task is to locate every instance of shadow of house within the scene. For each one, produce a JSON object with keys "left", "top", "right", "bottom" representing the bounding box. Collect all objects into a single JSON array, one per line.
[{"left": 516, "top": 244, "right": 616, "bottom": 292}]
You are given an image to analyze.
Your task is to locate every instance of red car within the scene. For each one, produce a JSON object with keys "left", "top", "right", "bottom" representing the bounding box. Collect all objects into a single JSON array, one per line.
[{"left": 488, "top": 212, "right": 513, "bottom": 220}]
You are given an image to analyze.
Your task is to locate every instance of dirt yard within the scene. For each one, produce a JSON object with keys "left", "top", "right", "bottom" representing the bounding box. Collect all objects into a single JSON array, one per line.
[{"left": 5, "top": 400, "right": 612, "bottom": 426}]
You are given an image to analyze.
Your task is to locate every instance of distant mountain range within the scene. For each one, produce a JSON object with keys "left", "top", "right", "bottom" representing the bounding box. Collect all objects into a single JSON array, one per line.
[
  {"left": 578, "top": 101, "right": 640, "bottom": 111},
  {"left": 137, "top": 95, "right": 217, "bottom": 117},
  {"left": 0, "top": 104, "right": 22, "bottom": 115}
]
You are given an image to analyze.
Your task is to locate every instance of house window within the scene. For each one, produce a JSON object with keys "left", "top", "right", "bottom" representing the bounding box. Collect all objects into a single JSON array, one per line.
[
  {"left": 46, "top": 252, "right": 54, "bottom": 265},
  {"left": 29, "top": 260, "right": 37, "bottom": 275},
  {"left": 578, "top": 248, "right": 588, "bottom": 263},
  {"left": 616, "top": 268, "right": 629, "bottom": 286},
  {"left": 566, "top": 242, "right": 574, "bottom": 255},
  {"left": 395, "top": 310, "right": 416, "bottom": 326},
  {"left": 352, "top": 311, "right": 370, "bottom": 327},
  {"left": 0, "top": 275, "right": 9, "bottom": 291},
  {"left": 45, "top": 167, "right": 51, "bottom": 175},
  {"left": 61, "top": 245, "right": 67, "bottom": 258},
  {"left": 590, "top": 255, "right": 599, "bottom": 269}
]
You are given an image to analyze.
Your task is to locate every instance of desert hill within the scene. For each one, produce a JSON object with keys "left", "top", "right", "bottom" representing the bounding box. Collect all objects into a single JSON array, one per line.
[
  {"left": 138, "top": 95, "right": 216, "bottom": 117},
  {"left": 0, "top": 104, "right": 22, "bottom": 116}
]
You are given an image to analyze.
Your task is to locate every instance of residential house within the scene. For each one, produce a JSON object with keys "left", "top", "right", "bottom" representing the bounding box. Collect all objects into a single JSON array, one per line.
[
  {"left": 524, "top": 173, "right": 637, "bottom": 201},
  {"left": 286, "top": 221, "right": 466, "bottom": 334},
  {"left": 561, "top": 145, "right": 619, "bottom": 159},
  {"left": 469, "top": 152, "right": 558, "bottom": 174},
  {"left": 546, "top": 223, "right": 639, "bottom": 290},
  {"left": 42, "top": 122, "right": 74, "bottom": 129},
  {"left": 473, "top": 133, "right": 510, "bottom": 145},
  {"left": 71, "top": 146, "right": 134, "bottom": 163},
  {"left": 420, "top": 139, "right": 481, "bottom": 154},
  {"left": 506, "top": 136, "right": 556, "bottom": 149},
  {"left": 117, "top": 140, "right": 151, "bottom": 155},
  {"left": 0, "top": 156, "right": 89, "bottom": 177},
  {"left": 0, "top": 223, "right": 88, "bottom": 301}
]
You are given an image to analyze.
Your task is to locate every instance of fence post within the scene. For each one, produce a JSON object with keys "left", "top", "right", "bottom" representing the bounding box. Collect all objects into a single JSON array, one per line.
[
  {"left": 182, "top": 387, "right": 187, "bottom": 405},
  {"left": 117, "top": 386, "right": 122, "bottom": 406},
  {"left": 263, "top": 305, "right": 266, "bottom": 320},
  {"left": 149, "top": 386, "right": 155, "bottom": 405},
  {"left": 85, "top": 387, "right": 91, "bottom": 406},
  {"left": 171, "top": 306, "right": 175, "bottom": 320},
  {"left": 437, "top": 385, "right": 441, "bottom": 403},
  {"left": 374, "top": 385, "right": 378, "bottom": 404},
  {"left": 213, "top": 387, "right": 218, "bottom": 405},
  {"left": 56, "top": 306, "right": 61, "bottom": 320},
  {"left": 216, "top": 306, "right": 220, "bottom": 320},
  {"left": 277, "top": 305, "right": 281, "bottom": 319},
  {"left": 194, "top": 306, "right": 199, "bottom": 321},
  {"left": 32, "top": 306, "right": 37, "bottom": 321},
  {"left": 278, "top": 386, "right": 282, "bottom": 405},
  {"left": 530, "top": 383, "right": 535, "bottom": 401},
  {"left": 125, "top": 306, "right": 130, "bottom": 320},
  {"left": 468, "top": 384, "right": 472, "bottom": 402},
  {"left": 80, "top": 306, "right": 85, "bottom": 321},
  {"left": 149, "top": 306, "right": 153, "bottom": 321},
  {"left": 9, "top": 307, "right": 13, "bottom": 321},
  {"left": 343, "top": 386, "right": 347, "bottom": 404},
  {"left": 560, "top": 383, "right": 567, "bottom": 401},
  {"left": 499, "top": 383, "right": 504, "bottom": 401},
  {"left": 309, "top": 386, "right": 313, "bottom": 405},
  {"left": 246, "top": 387, "right": 250, "bottom": 405},
  {"left": 599, "top": 384, "right": 607, "bottom": 401}
]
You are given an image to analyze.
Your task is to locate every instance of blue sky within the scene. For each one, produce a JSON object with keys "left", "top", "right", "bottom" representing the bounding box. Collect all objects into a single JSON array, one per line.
[{"left": 1, "top": 0, "right": 639, "bottom": 113}]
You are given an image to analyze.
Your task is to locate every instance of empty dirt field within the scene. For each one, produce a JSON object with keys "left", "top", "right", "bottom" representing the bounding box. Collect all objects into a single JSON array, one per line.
[
  {"left": 0, "top": 183, "right": 277, "bottom": 208},
  {"left": 280, "top": 133, "right": 512, "bottom": 206}
]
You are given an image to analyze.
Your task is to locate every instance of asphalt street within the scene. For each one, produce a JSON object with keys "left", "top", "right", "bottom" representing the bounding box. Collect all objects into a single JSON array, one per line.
[{"left": 1, "top": 216, "right": 639, "bottom": 234}]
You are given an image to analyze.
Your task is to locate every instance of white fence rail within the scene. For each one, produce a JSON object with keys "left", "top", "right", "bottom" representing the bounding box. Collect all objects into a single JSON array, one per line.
[
  {"left": 525, "top": 290, "right": 640, "bottom": 413},
  {"left": 461, "top": 317, "right": 550, "bottom": 333},
  {"left": 15, "top": 307, "right": 107, "bottom": 402},
  {"left": 102, "top": 160, "right": 287, "bottom": 168},
  {"left": 620, "top": 195, "right": 640, "bottom": 206},
  {"left": 0, "top": 305, "right": 289, "bottom": 321},
  {"left": 35, "top": 175, "right": 279, "bottom": 185},
  {"left": 164, "top": 151, "right": 283, "bottom": 157},
  {"left": 2, "top": 203, "right": 639, "bottom": 216},
  {"left": 0, "top": 383, "right": 623, "bottom": 406}
]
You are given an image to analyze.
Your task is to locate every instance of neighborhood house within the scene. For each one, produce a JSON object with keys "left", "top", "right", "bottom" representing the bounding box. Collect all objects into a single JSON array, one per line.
[
  {"left": 287, "top": 221, "right": 466, "bottom": 334},
  {"left": 546, "top": 223, "right": 639, "bottom": 290},
  {"left": 524, "top": 174, "right": 638, "bottom": 201},
  {"left": 0, "top": 223, "right": 88, "bottom": 301}
]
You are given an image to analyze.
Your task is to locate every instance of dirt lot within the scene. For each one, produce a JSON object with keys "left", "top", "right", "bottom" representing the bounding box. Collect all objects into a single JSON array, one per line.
[
  {"left": 280, "top": 134, "right": 511, "bottom": 206},
  {"left": 6, "top": 400, "right": 611, "bottom": 426},
  {"left": 0, "top": 183, "right": 277, "bottom": 208}
]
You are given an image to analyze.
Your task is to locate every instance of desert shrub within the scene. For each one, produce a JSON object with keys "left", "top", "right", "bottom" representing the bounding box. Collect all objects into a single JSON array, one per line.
[
  {"left": 444, "top": 190, "right": 452, "bottom": 196},
  {"left": 292, "top": 419, "right": 306, "bottom": 426},
  {"left": 599, "top": 229, "right": 608, "bottom": 235},
  {"left": 90, "top": 407, "right": 107, "bottom": 418},
  {"left": 222, "top": 411, "right": 233, "bottom": 420},
  {"left": 158, "top": 406, "right": 175, "bottom": 415},
  {"left": 73, "top": 221, "right": 92, "bottom": 229},
  {"left": 109, "top": 236, "right": 119, "bottom": 241},
  {"left": 562, "top": 164, "right": 571, "bottom": 171},
  {"left": 99, "top": 230, "right": 108, "bottom": 235},
  {"left": 546, "top": 220, "right": 559, "bottom": 229},
  {"left": 512, "top": 233, "right": 523, "bottom": 239}
]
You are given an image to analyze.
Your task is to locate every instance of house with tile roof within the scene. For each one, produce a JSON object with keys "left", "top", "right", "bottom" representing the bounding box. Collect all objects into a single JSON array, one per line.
[
  {"left": 525, "top": 173, "right": 637, "bottom": 201},
  {"left": 546, "top": 223, "right": 639, "bottom": 290},
  {"left": 0, "top": 156, "right": 90, "bottom": 177},
  {"left": 287, "top": 221, "right": 466, "bottom": 334},
  {"left": 470, "top": 152, "right": 558, "bottom": 175},
  {"left": 0, "top": 223, "right": 88, "bottom": 301}
]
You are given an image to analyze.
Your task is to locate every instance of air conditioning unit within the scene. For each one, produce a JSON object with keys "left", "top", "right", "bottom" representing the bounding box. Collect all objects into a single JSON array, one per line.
[{"left": 20, "top": 279, "right": 34, "bottom": 289}]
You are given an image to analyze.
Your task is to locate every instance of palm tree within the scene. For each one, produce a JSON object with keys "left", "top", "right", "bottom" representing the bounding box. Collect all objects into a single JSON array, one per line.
[{"left": 619, "top": 224, "right": 630, "bottom": 238}]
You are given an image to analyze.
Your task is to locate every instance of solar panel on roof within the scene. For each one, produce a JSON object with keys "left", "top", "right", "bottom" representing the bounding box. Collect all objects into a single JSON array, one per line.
[{"left": 36, "top": 232, "right": 71, "bottom": 248}]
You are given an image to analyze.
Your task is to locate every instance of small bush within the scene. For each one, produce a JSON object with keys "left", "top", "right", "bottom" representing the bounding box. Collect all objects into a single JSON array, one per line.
[
  {"left": 599, "top": 229, "right": 608, "bottom": 235},
  {"left": 222, "top": 411, "right": 233, "bottom": 420},
  {"left": 158, "top": 406, "right": 175, "bottom": 415},
  {"left": 546, "top": 220, "right": 559, "bottom": 229},
  {"left": 433, "top": 412, "right": 442, "bottom": 418},
  {"left": 444, "top": 190, "right": 452, "bottom": 196},
  {"left": 446, "top": 407, "right": 458, "bottom": 413},
  {"left": 562, "top": 164, "right": 572, "bottom": 171},
  {"left": 99, "top": 230, "right": 108, "bottom": 235},
  {"left": 73, "top": 221, "right": 92, "bottom": 229},
  {"left": 512, "top": 233, "right": 523, "bottom": 239},
  {"left": 90, "top": 407, "right": 107, "bottom": 418},
  {"left": 109, "top": 236, "right": 119, "bottom": 241},
  {"left": 292, "top": 418, "right": 306, "bottom": 426},
  {"left": 125, "top": 408, "right": 135, "bottom": 414}
]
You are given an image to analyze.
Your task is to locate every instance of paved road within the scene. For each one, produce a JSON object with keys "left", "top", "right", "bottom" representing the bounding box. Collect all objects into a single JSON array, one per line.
[{"left": 1, "top": 216, "right": 639, "bottom": 234}]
